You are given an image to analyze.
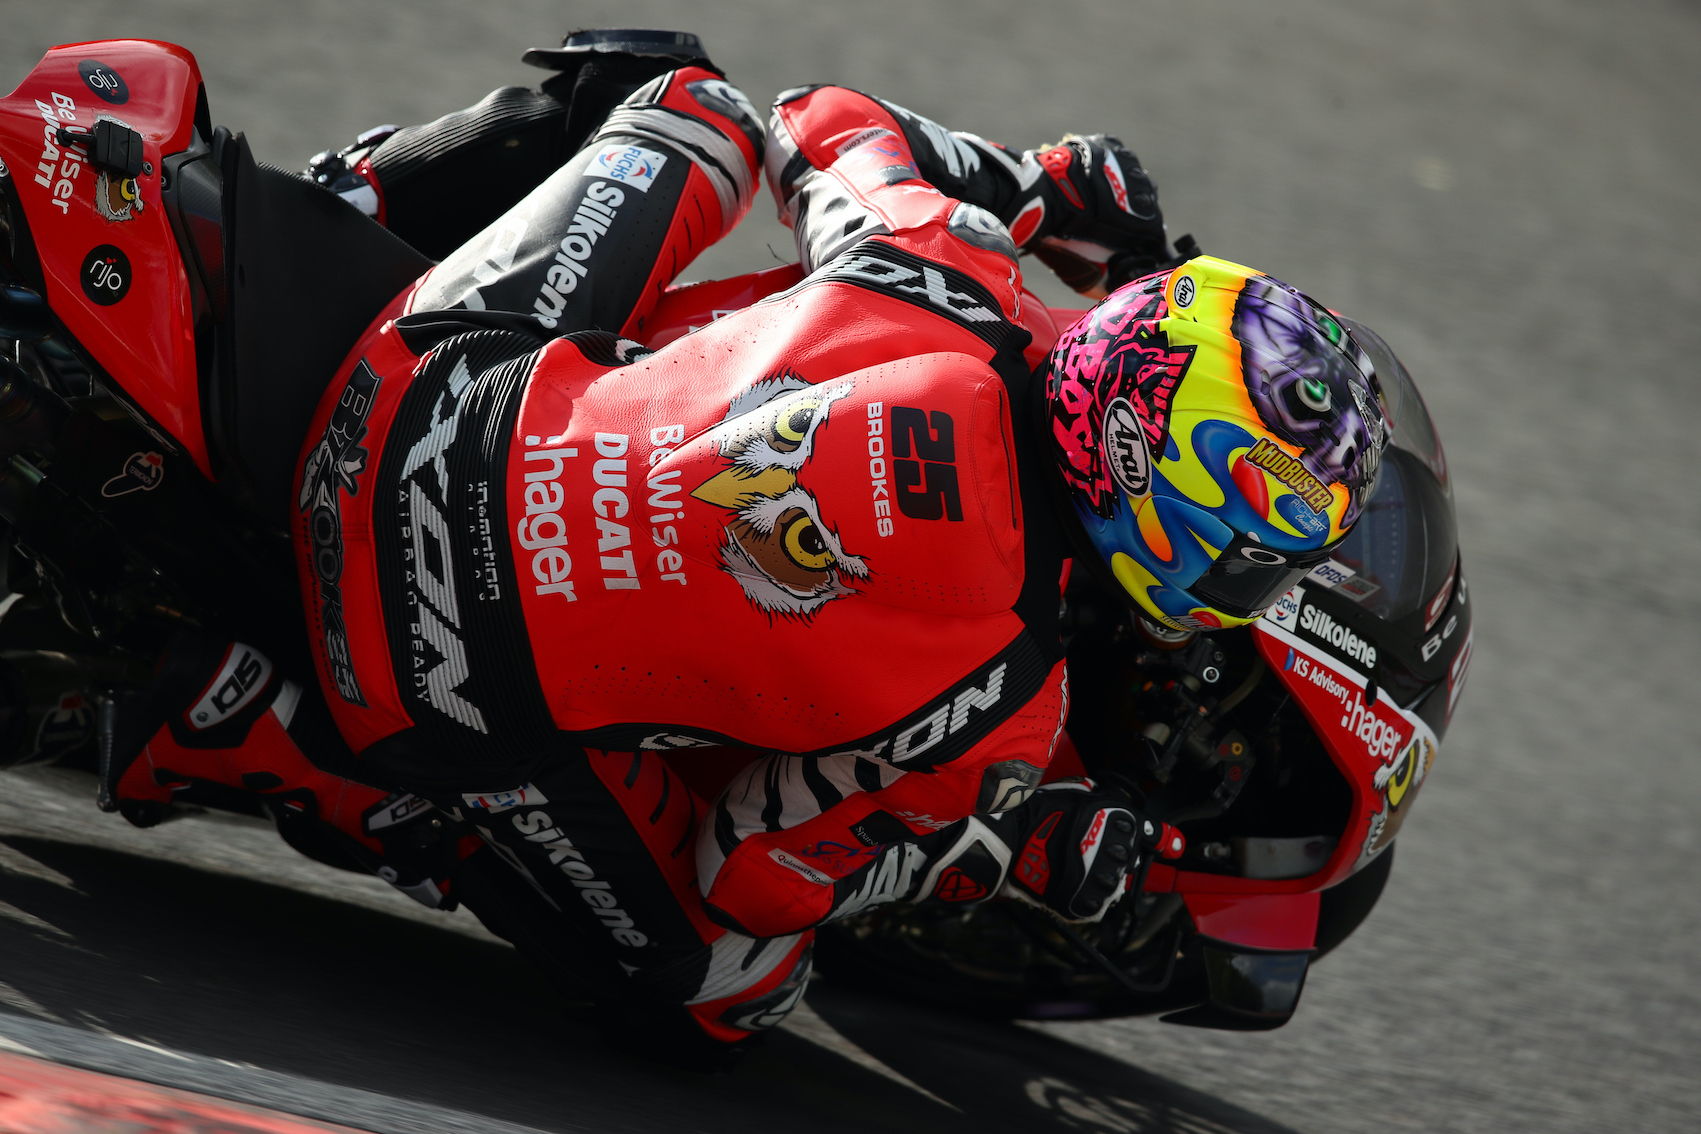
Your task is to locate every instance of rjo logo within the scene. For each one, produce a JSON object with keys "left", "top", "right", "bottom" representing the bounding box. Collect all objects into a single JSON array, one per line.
[
  {"left": 77, "top": 59, "right": 128, "bottom": 104},
  {"left": 80, "top": 244, "right": 131, "bottom": 305},
  {"left": 892, "top": 407, "right": 962, "bottom": 521}
]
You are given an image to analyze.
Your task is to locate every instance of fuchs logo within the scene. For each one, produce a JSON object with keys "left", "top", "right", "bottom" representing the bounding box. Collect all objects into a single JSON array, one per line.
[
  {"left": 1266, "top": 585, "right": 1302, "bottom": 629},
  {"left": 1101, "top": 397, "right": 1150, "bottom": 496},
  {"left": 891, "top": 406, "right": 963, "bottom": 521},
  {"left": 1244, "top": 436, "right": 1332, "bottom": 514},
  {"left": 299, "top": 361, "right": 382, "bottom": 705},
  {"left": 100, "top": 450, "right": 164, "bottom": 497},
  {"left": 591, "top": 142, "right": 667, "bottom": 192},
  {"left": 461, "top": 784, "right": 547, "bottom": 814}
]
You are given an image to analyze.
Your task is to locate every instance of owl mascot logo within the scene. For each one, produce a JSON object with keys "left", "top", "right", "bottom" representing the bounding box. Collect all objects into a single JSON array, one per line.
[{"left": 692, "top": 374, "right": 869, "bottom": 620}]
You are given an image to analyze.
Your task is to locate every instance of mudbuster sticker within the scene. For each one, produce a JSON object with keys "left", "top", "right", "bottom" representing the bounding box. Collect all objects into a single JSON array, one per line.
[{"left": 591, "top": 143, "right": 668, "bottom": 192}]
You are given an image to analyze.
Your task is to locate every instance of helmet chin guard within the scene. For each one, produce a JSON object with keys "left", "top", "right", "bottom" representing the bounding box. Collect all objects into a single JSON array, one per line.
[{"left": 1041, "top": 256, "right": 1386, "bottom": 632}]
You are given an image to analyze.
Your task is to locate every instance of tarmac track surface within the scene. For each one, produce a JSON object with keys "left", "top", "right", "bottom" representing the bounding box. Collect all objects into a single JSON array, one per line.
[{"left": 2, "top": 2, "right": 1700, "bottom": 1132}]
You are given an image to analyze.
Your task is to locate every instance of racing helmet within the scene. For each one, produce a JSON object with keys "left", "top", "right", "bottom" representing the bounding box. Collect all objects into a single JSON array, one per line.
[{"left": 1043, "top": 255, "right": 1387, "bottom": 631}]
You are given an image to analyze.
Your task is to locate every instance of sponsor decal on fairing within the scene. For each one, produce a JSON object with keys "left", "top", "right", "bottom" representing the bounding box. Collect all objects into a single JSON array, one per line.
[
  {"left": 1266, "top": 584, "right": 1303, "bottom": 630},
  {"left": 1255, "top": 620, "right": 1440, "bottom": 867},
  {"left": 32, "top": 91, "right": 80, "bottom": 213},
  {"left": 79, "top": 244, "right": 130, "bottom": 304},
  {"left": 100, "top": 450, "right": 164, "bottom": 497},
  {"left": 78, "top": 60, "right": 128, "bottom": 105}
]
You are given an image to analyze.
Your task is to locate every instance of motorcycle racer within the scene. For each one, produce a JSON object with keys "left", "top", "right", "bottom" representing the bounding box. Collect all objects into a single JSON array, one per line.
[{"left": 107, "top": 30, "right": 1385, "bottom": 1067}]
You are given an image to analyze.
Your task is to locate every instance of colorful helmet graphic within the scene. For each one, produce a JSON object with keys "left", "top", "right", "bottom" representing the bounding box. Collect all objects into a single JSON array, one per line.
[{"left": 1044, "top": 255, "right": 1388, "bottom": 631}]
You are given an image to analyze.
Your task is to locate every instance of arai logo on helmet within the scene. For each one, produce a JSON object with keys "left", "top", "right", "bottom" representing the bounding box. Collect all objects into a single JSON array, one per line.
[
  {"left": 591, "top": 143, "right": 668, "bottom": 193},
  {"left": 1173, "top": 274, "right": 1197, "bottom": 308},
  {"left": 1101, "top": 397, "right": 1150, "bottom": 496}
]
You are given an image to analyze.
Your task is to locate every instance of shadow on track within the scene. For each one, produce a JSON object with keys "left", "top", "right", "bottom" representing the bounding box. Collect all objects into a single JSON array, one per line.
[{"left": 0, "top": 834, "right": 1300, "bottom": 1134}]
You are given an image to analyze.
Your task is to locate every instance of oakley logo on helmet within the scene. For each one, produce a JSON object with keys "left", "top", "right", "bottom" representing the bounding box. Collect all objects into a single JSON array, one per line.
[{"left": 1102, "top": 397, "right": 1151, "bottom": 496}]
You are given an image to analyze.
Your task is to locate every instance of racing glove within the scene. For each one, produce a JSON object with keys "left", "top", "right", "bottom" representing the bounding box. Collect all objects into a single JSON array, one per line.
[
  {"left": 858, "top": 101, "right": 1170, "bottom": 297},
  {"left": 1027, "top": 134, "right": 1169, "bottom": 296},
  {"left": 911, "top": 781, "right": 1173, "bottom": 924}
]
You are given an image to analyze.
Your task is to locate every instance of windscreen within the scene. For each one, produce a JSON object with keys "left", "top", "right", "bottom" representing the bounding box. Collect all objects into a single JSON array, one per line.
[
  {"left": 1341, "top": 318, "right": 1447, "bottom": 492},
  {"left": 1322, "top": 322, "right": 1457, "bottom": 625},
  {"left": 1326, "top": 448, "right": 1456, "bottom": 623}
]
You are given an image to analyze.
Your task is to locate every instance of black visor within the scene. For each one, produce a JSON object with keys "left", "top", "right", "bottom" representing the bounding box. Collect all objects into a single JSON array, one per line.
[{"left": 1190, "top": 534, "right": 1336, "bottom": 619}]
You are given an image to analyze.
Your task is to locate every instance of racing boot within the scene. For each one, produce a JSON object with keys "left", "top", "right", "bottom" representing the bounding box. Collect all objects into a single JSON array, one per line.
[
  {"left": 305, "top": 28, "right": 718, "bottom": 258},
  {"left": 101, "top": 632, "right": 469, "bottom": 908}
]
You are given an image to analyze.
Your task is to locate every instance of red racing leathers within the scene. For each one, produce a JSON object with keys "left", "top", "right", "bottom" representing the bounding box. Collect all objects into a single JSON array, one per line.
[
  {"left": 292, "top": 76, "right": 1075, "bottom": 1037},
  {"left": 118, "top": 65, "right": 1170, "bottom": 1054}
]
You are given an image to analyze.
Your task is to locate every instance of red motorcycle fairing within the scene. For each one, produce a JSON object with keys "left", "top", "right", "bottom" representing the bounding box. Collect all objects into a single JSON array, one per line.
[
  {"left": 1126, "top": 602, "right": 1444, "bottom": 957},
  {"left": 0, "top": 41, "right": 212, "bottom": 474}
]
